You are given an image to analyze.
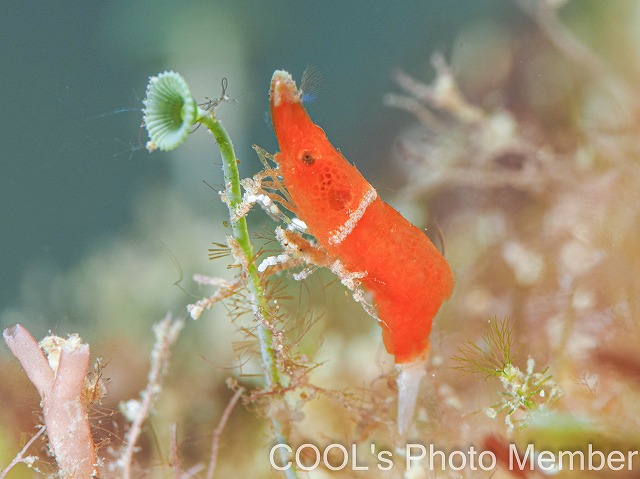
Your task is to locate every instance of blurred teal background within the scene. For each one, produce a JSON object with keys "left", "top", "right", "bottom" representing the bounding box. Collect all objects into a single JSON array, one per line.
[{"left": 0, "top": 0, "right": 522, "bottom": 331}]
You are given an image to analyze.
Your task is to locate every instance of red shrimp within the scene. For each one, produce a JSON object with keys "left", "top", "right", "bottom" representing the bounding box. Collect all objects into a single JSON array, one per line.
[{"left": 269, "top": 70, "right": 454, "bottom": 434}]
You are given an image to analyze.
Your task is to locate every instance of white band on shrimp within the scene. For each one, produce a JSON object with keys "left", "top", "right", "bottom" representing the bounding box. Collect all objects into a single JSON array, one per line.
[{"left": 328, "top": 186, "right": 377, "bottom": 245}]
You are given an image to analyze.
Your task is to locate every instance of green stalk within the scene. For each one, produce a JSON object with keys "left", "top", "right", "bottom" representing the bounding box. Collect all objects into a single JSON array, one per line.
[
  {"left": 143, "top": 72, "right": 297, "bottom": 476},
  {"left": 199, "top": 113, "right": 298, "bottom": 479},
  {"left": 199, "top": 113, "right": 281, "bottom": 385}
]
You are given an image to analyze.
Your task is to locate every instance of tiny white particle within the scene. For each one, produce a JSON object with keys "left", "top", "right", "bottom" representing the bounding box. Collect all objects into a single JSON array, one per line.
[
  {"left": 120, "top": 399, "right": 142, "bottom": 422},
  {"left": 187, "top": 303, "right": 204, "bottom": 320},
  {"left": 290, "top": 218, "right": 307, "bottom": 231},
  {"left": 257, "top": 254, "right": 290, "bottom": 273}
]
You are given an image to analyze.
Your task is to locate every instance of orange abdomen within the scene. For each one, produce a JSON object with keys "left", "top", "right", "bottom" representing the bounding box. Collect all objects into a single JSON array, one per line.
[{"left": 330, "top": 199, "right": 453, "bottom": 363}]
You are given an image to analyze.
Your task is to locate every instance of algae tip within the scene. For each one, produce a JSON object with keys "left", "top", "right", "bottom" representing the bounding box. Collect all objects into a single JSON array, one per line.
[{"left": 396, "top": 359, "right": 427, "bottom": 437}]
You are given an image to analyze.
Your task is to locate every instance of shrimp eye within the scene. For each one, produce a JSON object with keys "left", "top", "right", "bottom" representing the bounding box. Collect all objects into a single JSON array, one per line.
[{"left": 301, "top": 151, "right": 315, "bottom": 165}]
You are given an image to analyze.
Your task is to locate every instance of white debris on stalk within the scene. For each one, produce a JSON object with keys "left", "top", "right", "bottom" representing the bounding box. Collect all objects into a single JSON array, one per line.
[
  {"left": 289, "top": 217, "right": 307, "bottom": 232},
  {"left": 192, "top": 273, "right": 233, "bottom": 287},
  {"left": 258, "top": 254, "right": 293, "bottom": 273},
  {"left": 120, "top": 399, "right": 142, "bottom": 422},
  {"left": 39, "top": 333, "right": 83, "bottom": 374},
  {"left": 187, "top": 303, "right": 205, "bottom": 320},
  {"left": 229, "top": 174, "right": 292, "bottom": 223},
  {"left": 187, "top": 272, "right": 242, "bottom": 320}
]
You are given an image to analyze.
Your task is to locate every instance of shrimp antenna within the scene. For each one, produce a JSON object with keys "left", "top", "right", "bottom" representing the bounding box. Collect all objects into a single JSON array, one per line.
[
  {"left": 299, "top": 65, "right": 323, "bottom": 104},
  {"left": 426, "top": 221, "right": 446, "bottom": 257}
]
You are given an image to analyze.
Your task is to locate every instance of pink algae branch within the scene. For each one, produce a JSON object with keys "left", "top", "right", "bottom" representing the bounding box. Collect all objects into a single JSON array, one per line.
[{"left": 3, "top": 324, "right": 98, "bottom": 479}]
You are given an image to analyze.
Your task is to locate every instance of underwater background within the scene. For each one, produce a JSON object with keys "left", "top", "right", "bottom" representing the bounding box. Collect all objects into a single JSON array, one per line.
[
  {"left": 3, "top": 1, "right": 640, "bottom": 477},
  {"left": 2, "top": 0, "right": 511, "bottom": 323}
]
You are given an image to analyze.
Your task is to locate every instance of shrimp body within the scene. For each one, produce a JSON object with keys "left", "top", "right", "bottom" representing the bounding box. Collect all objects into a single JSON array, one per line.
[{"left": 270, "top": 70, "right": 453, "bottom": 365}]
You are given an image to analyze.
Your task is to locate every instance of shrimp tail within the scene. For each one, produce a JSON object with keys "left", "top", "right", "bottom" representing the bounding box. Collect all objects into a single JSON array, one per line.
[{"left": 396, "top": 359, "right": 427, "bottom": 437}]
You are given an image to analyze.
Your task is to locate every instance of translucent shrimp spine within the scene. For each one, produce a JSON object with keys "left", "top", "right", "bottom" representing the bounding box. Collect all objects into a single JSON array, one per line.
[{"left": 396, "top": 359, "right": 427, "bottom": 437}]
